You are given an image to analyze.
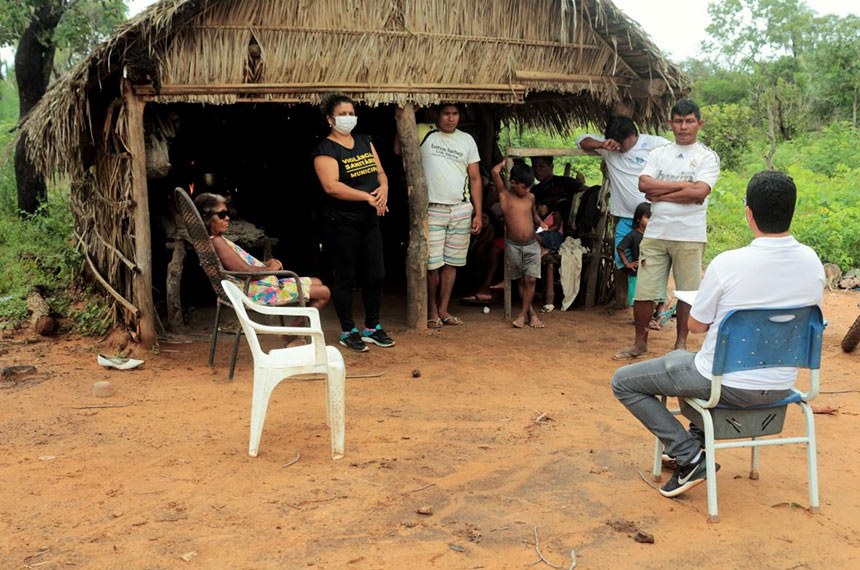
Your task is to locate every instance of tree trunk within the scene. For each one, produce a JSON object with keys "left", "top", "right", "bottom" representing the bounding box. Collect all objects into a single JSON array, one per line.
[
  {"left": 764, "top": 103, "right": 777, "bottom": 170},
  {"left": 14, "top": 2, "right": 64, "bottom": 215},
  {"left": 27, "top": 290, "right": 55, "bottom": 336}
]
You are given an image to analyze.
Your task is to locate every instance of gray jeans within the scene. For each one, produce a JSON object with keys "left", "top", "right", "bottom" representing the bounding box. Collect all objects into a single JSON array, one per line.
[{"left": 611, "top": 350, "right": 792, "bottom": 465}]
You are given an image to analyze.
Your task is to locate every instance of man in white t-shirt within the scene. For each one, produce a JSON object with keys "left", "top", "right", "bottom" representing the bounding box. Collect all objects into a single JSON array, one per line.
[
  {"left": 419, "top": 104, "right": 483, "bottom": 327},
  {"left": 611, "top": 170, "right": 825, "bottom": 498},
  {"left": 577, "top": 118, "right": 669, "bottom": 309},
  {"left": 613, "top": 100, "right": 721, "bottom": 361}
]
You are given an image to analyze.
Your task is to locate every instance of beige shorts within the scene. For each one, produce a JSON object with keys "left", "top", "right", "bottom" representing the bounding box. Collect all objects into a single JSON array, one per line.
[{"left": 634, "top": 237, "right": 704, "bottom": 302}]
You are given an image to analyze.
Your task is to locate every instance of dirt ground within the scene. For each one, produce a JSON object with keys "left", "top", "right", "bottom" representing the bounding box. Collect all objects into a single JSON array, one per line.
[{"left": 2, "top": 290, "right": 860, "bottom": 569}]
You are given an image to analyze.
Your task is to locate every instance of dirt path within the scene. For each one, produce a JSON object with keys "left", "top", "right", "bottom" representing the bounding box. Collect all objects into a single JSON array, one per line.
[{"left": 2, "top": 291, "right": 859, "bottom": 569}]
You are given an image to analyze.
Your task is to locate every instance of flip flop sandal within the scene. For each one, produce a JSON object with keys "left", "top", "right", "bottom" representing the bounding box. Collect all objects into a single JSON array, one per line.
[
  {"left": 656, "top": 305, "right": 677, "bottom": 327},
  {"left": 427, "top": 318, "right": 443, "bottom": 329},
  {"left": 611, "top": 349, "right": 645, "bottom": 361},
  {"left": 441, "top": 315, "right": 464, "bottom": 326},
  {"left": 541, "top": 304, "right": 555, "bottom": 313}
]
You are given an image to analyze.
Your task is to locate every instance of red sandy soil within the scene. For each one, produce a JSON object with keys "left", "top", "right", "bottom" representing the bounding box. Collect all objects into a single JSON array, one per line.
[{"left": 1, "top": 290, "right": 859, "bottom": 569}]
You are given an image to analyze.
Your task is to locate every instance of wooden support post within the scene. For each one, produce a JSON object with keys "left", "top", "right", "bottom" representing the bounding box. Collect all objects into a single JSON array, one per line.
[
  {"left": 123, "top": 79, "right": 158, "bottom": 349},
  {"left": 503, "top": 157, "right": 512, "bottom": 321},
  {"left": 395, "top": 103, "right": 429, "bottom": 330},
  {"left": 166, "top": 240, "right": 186, "bottom": 331},
  {"left": 478, "top": 107, "right": 496, "bottom": 166},
  {"left": 584, "top": 170, "right": 612, "bottom": 308}
]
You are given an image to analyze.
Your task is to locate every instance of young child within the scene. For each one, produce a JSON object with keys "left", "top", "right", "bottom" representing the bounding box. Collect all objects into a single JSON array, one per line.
[
  {"left": 491, "top": 160, "right": 545, "bottom": 328},
  {"left": 535, "top": 202, "right": 563, "bottom": 255},
  {"left": 616, "top": 202, "right": 651, "bottom": 307}
]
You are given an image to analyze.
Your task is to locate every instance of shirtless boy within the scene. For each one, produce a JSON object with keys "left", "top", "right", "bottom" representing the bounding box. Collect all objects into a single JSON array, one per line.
[{"left": 491, "top": 160, "right": 545, "bottom": 328}]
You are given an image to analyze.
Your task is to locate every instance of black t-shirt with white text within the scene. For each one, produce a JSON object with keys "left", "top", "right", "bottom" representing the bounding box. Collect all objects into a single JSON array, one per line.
[{"left": 312, "top": 134, "right": 379, "bottom": 221}]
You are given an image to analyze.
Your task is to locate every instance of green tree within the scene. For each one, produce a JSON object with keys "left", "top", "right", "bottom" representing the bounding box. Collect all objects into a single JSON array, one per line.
[
  {"left": 0, "top": 0, "right": 126, "bottom": 215},
  {"left": 700, "top": 104, "right": 754, "bottom": 170},
  {"left": 809, "top": 15, "right": 860, "bottom": 127},
  {"left": 704, "top": 0, "right": 818, "bottom": 144},
  {"left": 704, "top": 0, "right": 817, "bottom": 66}
]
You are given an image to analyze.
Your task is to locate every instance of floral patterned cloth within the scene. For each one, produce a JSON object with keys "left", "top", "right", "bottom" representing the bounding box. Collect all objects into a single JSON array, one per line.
[{"left": 220, "top": 237, "right": 311, "bottom": 305}]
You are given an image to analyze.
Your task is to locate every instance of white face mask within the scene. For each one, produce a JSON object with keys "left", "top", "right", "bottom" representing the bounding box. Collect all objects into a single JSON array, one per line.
[{"left": 332, "top": 115, "right": 357, "bottom": 135}]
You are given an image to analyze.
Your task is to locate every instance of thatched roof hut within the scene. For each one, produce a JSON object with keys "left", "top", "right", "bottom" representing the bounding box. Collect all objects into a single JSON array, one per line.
[{"left": 18, "top": 0, "right": 688, "bottom": 347}]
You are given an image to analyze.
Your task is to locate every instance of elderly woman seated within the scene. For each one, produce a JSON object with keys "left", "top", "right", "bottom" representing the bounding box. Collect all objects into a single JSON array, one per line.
[{"left": 193, "top": 192, "right": 330, "bottom": 313}]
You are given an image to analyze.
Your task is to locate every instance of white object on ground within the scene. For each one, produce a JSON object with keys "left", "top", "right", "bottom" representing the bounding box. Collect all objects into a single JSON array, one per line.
[
  {"left": 97, "top": 354, "right": 144, "bottom": 370},
  {"left": 92, "top": 380, "right": 114, "bottom": 397},
  {"left": 483, "top": 306, "right": 490, "bottom": 314}
]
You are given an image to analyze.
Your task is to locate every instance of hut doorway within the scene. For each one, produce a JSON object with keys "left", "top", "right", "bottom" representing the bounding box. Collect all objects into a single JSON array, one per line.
[{"left": 147, "top": 102, "right": 411, "bottom": 322}]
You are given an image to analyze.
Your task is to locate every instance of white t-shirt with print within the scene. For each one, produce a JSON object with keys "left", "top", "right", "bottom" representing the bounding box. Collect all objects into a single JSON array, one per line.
[
  {"left": 419, "top": 126, "right": 480, "bottom": 205},
  {"left": 576, "top": 133, "right": 670, "bottom": 218},
  {"left": 640, "top": 142, "right": 720, "bottom": 242},
  {"left": 691, "top": 236, "right": 825, "bottom": 391}
]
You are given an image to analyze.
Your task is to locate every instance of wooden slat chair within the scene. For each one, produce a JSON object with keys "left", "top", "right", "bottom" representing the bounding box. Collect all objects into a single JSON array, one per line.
[
  {"left": 652, "top": 306, "right": 825, "bottom": 522},
  {"left": 173, "top": 188, "right": 305, "bottom": 380}
]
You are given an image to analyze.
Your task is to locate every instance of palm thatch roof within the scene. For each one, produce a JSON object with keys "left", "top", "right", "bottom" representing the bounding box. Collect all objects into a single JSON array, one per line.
[{"left": 20, "top": 0, "right": 688, "bottom": 179}]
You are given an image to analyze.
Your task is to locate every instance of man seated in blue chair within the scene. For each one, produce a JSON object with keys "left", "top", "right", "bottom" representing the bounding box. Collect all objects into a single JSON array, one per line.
[{"left": 611, "top": 170, "right": 825, "bottom": 498}]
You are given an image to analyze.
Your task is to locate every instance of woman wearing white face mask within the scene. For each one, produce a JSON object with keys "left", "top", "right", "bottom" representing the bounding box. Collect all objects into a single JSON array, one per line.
[{"left": 312, "top": 93, "right": 395, "bottom": 352}]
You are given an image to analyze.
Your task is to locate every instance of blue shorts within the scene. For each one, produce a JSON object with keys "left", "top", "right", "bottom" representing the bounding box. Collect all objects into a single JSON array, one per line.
[{"left": 614, "top": 217, "right": 633, "bottom": 269}]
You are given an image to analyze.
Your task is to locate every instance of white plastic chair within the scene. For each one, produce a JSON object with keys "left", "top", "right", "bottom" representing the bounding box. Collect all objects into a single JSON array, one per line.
[
  {"left": 652, "top": 306, "right": 824, "bottom": 522},
  {"left": 221, "top": 280, "right": 345, "bottom": 459}
]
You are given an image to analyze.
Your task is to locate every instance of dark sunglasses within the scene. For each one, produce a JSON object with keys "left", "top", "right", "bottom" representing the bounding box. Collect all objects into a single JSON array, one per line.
[{"left": 211, "top": 210, "right": 229, "bottom": 219}]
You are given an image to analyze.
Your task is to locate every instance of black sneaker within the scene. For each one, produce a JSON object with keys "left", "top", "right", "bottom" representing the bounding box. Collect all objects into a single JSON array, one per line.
[
  {"left": 339, "top": 329, "right": 369, "bottom": 353},
  {"left": 362, "top": 325, "right": 395, "bottom": 348},
  {"left": 659, "top": 452, "right": 720, "bottom": 498}
]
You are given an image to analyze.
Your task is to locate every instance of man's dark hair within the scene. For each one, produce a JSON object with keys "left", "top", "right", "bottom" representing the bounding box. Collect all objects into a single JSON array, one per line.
[
  {"left": 510, "top": 163, "right": 535, "bottom": 188},
  {"left": 320, "top": 92, "right": 354, "bottom": 116},
  {"left": 604, "top": 116, "right": 638, "bottom": 141},
  {"left": 436, "top": 103, "right": 462, "bottom": 114},
  {"left": 745, "top": 170, "right": 796, "bottom": 233},
  {"left": 671, "top": 99, "right": 701, "bottom": 120},
  {"left": 632, "top": 201, "right": 652, "bottom": 228},
  {"left": 532, "top": 156, "right": 553, "bottom": 166}
]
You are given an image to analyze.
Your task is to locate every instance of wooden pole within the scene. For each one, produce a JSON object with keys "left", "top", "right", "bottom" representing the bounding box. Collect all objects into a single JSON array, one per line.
[
  {"left": 166, "top": 240, "right": 186, "bottom": 331},
  {"left": 395, "top": 103, "right": 428, "bottom": 330},
  {"left": 584, "top": 163, "right": 612, "bottom": 308},
  {"left": 123, "top": 79, "right": 158, "bottom": 349}
]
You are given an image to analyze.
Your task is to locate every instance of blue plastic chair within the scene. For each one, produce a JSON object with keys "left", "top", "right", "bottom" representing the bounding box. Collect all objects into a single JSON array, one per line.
[{"left": 652, "top": 306, "right": 825, "bottom": 522}]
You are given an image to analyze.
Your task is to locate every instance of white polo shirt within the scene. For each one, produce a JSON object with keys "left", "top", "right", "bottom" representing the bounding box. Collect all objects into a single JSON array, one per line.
[
  {"left": 691, "top": 236, "right": 825, "bottom": 390},
  {"left": 640, "top": 141, "right": 720, "bottom": 242},
  {"left": 419, "top": 125, "right": 480, "bottom": 205},
  {"left": 576, "top": 133, "right": 670, "bottom": 218}
]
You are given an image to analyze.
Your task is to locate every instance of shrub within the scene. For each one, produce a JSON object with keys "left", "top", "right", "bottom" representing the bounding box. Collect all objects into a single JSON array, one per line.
[
  {"left": 0, "top": 81, "right": 91, "bottom": 331},
  {"left": 700, "top": 104, "right": 755, "bottom": 171}
]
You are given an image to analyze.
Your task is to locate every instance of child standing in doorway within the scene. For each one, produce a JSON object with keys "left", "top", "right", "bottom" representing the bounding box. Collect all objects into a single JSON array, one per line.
[{"left": 491, "top": 160, "right": 545, "bottom": 328}]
